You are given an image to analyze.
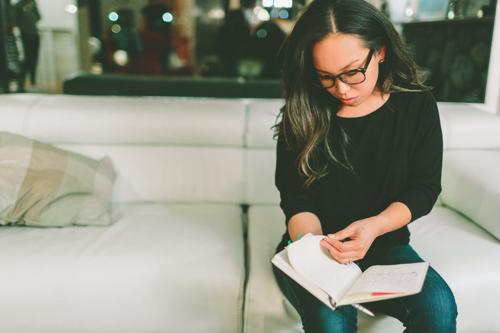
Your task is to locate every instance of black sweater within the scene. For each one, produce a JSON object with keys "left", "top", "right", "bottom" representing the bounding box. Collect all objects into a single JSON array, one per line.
[{"left": 275, "top": 91, "right": 443, "bottom": 255}]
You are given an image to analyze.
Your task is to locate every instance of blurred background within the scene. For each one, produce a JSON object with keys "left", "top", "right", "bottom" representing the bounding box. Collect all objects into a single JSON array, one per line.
[{"left": 0, "top": 0, "right": 498, "bottom": 102}]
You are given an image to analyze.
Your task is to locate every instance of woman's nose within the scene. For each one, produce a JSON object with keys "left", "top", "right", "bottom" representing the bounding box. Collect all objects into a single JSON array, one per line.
[{"left": 335, "top": 80, "right": 351, "bottom": 95}]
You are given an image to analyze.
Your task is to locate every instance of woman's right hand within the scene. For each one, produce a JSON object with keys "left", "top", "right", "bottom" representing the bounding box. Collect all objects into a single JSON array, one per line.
[{"left": 320, "top": 235, "right": 356, "bottom": 265}]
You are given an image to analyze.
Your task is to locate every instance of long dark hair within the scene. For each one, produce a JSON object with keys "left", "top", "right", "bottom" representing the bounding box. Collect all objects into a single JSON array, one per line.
[{"left": 272, "top": 0, "right": 429, "bottom": 188}]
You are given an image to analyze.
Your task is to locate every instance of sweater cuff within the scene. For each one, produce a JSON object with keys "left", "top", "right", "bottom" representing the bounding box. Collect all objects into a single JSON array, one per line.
[
  {"left": 396, "top": 187, "right": 439, "bottom": 223},
  {"left": 281, "top": 201, "right": 319, "bottom": 225}
]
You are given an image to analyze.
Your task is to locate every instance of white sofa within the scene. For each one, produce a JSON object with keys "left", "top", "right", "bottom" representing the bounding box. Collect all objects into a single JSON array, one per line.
[{"left": 0, "top": 93, "right": 498, "bottom": 332}]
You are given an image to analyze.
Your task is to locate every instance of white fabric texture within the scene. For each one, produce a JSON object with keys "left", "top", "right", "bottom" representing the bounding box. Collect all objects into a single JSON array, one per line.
[
  {"left": 244, "top": 205, "right": 500, "bottom": 333},
  {"left": 0, "top": 203, "right": 245, "bottom": 332}
]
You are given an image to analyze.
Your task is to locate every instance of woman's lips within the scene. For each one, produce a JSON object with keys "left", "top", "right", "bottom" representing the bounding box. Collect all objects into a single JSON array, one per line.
[{"left": 340, "top": 97, "right": 357, "bottom": 104}]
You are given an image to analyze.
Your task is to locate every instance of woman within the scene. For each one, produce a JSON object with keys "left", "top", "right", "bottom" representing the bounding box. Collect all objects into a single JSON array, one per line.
[
  {"left": 14, "top": 0, "right": 41, "bottom": 90},
  {"left": 271, "top": 0, "right": 458, "bottom": 332}
]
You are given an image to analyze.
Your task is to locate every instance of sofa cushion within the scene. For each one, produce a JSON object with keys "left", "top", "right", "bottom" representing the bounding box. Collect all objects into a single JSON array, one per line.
[
  {"left": 408, "top": 207, "right": 500, "bottom": 333},
  {"left": 244, "top": 205, "right": 500, "bottom": 332},
  {"left": 0, "top": 132, "right": 115, "bottom": 227},
  {"left": 5, "top": 95, "right": 246, "bottom": 147},
  {"left": 245, "top": 149, "right": 280, "bottom": 205},
  {"left": 55, "top": 144, "right": 245, "bottom": 204},
  {"left": 438, "top": 103, "right": 500, "bottom": 149},
  {"left": 245, "top": 99, "right": 282, "bottom": 149},
  {"left": 0, "top": 203, "right": 245, "bottom": 332},
  {"left": 441, "top": 150, "right": 500, "bottom": 239}
]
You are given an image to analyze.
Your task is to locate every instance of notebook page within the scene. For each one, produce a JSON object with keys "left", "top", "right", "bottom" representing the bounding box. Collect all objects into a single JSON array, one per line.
[
  {"left": 287, "top": 234, "right": 361, "bottom": 302},
  {"left": 271, "top": 249, "right": 337, "bottom": 311},
  {"left": 347, "top": 262, "right": 429, "bottom": 294}
]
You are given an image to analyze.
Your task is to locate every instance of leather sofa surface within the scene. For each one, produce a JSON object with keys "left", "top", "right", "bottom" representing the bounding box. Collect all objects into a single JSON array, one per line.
[{"left": 0, "top": 94, "right": 498, "bottom": 332}]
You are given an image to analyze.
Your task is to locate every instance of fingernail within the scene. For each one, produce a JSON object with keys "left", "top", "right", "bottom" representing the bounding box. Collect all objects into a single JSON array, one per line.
[
  {"left": 329, "top": 234, "right": 336, "bottom": 239},
  {"left": 297, "top": 233, "right": 302, "bottom": 240},
  {"left": 287, "top": 240, "right": 292, "bottom": 245}
]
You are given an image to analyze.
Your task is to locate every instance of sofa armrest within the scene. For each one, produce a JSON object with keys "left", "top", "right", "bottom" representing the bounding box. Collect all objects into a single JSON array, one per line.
[{"left": 441, "top": 150, "right": 500, "bottom": 240}]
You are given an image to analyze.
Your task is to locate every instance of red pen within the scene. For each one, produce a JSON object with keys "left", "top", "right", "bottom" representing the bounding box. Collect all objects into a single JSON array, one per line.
[{"left": 371, "top": 292, "right": 402, "bottom": 296}]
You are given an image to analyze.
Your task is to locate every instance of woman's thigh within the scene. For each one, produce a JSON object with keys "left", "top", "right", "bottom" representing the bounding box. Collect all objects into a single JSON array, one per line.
[
  {"left": 272, "top": 264, "right": 358, "bottom": 333},
  {"left": 360, "top": 244, "right": 458, "bottom": 332}
]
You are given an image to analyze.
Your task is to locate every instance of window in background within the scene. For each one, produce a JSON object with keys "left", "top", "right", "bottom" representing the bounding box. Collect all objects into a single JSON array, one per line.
[
  {"left": 198, "top": 0, "right": 304, "bottom": 78},
  {"left": 400, "top": 0, "right": 496, "bottom": 103},
  {"left": 0, "top": 0, "right": 498, "bottom": 105},
  {"left": 78, "top": 0, "right": 498, "bottom": 103},
  {"left": 85, "top": 0, "right": 305, "bottom": 80},
  {"left": 369, "top": 0, "right": 497, "bottom": 103},
  {"left": 62, "top": 0, "right": 307, "bottom": 97}
]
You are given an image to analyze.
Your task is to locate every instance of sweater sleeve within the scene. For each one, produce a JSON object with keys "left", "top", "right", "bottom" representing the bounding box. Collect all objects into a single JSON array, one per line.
[
  {"left": 275, "top": 138, "right": 319, "bottom": 225},
  {"left": 396, "top": 92, "right": 443, "bottom": 222}
]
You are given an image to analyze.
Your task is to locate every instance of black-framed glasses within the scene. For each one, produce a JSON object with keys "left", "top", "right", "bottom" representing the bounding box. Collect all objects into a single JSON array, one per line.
[{"left": 314, "top": 49, "right": 374, "bottom": 89}]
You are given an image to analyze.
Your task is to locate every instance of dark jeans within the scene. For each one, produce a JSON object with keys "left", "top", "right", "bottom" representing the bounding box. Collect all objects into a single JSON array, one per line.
[{"left": 272, "top": 244, "right": 458, "bottom": 333}]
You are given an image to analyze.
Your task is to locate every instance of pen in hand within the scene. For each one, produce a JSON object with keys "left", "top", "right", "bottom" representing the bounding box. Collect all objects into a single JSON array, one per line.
[{"left": 352, "top": 303, "right": 375, "bottom": 317}]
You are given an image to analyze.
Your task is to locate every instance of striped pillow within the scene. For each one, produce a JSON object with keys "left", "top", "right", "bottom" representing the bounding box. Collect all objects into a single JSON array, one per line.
[{"left": 0, "top": 132, "right": 116, "bottom": 227}]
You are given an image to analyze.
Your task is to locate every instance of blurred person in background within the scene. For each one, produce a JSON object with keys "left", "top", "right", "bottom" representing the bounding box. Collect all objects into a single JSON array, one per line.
[
  {"left": 101, "top": 8, "right": 141, "bottom": 74},
  {"left": 216, "top": 9, "right": 251, "bottom": 77},
  {"left": 241, "top": 0, "right": 259, "bottom": 33},
  {"left": 13, "top": 0, "right": 40, "bottom": 90},
  {"left": 130, "top": 1, "right": 172, "bottom": 75},
  {"left": 169, "top": 31, "right": 192, "bottom": 76},
  {"left": 249, "top": 19, "right": 286, "bottom": 78},
  {"left": 1, "top": 0, "right": 23, "bottom": 92}
]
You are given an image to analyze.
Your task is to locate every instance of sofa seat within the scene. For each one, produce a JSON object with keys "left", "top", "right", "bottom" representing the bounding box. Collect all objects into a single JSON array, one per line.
[
  {"left": 0, "top": 203, "right": 245, "bottom": 332},
  {"left": 244, "top": 205, "right": 500, "bottom": 332}
]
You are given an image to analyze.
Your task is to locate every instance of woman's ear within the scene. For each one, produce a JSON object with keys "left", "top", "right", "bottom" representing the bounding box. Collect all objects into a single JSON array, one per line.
[{"left": 377, "top": 46, "right": 387, "bottom": 63}]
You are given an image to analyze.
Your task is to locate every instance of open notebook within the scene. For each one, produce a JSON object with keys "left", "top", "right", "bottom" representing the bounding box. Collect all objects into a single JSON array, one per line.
[{"left": 272, "top": 233, "right": 428, "bottom": 313}]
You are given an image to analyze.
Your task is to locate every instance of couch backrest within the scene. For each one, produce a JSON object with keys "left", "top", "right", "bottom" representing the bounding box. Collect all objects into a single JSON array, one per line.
[
  {"left": 0, "top": 94, "right": 246, "bottom": 204},
  {"left": 1, "top": 94, "right": 498, "bottom": 207},
  {"left": 244, "top": 99, "right": 282, "bottom": 206}
]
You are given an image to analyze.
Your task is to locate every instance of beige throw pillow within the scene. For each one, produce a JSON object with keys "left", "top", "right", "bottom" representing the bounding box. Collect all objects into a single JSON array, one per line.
[{"left": 0, "top": 132, "right": 116, "bottom": 227}]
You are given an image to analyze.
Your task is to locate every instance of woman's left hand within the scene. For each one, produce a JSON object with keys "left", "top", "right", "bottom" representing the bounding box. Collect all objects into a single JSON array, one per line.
[{"left": 320, "top": 217, "right": 382, "bottom": 264}]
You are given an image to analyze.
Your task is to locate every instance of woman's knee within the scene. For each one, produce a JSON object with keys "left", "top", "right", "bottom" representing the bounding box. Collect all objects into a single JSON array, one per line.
[
  {"left": 406, "top": 268, "right": 458, "bottom": 332},
  {"left": 273, "top": 267, "right": 357, "bottom": 333},
  {"left": 301, "top": 304, "right": 357, "bottom": 333}
]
